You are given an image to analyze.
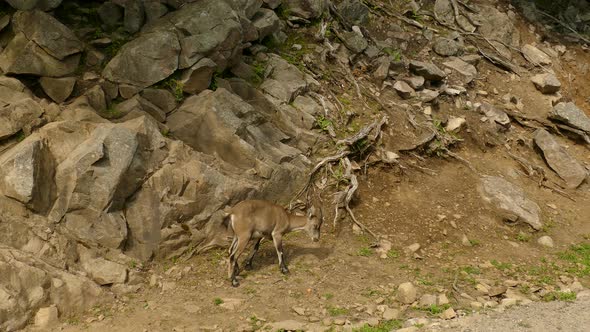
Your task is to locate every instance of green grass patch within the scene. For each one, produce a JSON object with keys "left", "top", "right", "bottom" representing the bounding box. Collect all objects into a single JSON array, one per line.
[
  {"left": 357, "top": 247, "right": 373, "bottom": 257},
  {"left": 353, "top": 320, "right": 403, "bottom": 332},
  {"left": 557, "top": 243, "right": 590, "bottom": 277},
  {"left": 327, "top": 306, "right": 349, "bottom": 316},
  {"left": 491, "top": 260, "right": 512, "bottom": 271},
  {"left": 461, "top": 266, "right": 481, "bottom": 275},
  {"left": 387, "top": 249, "right": 400, "bottom": 259},
  {"left": 213, "top": 298, "right": 224, "bottom": 306},
  {"left": 542, "top": 291, "right": 576, "bottom": 302}
]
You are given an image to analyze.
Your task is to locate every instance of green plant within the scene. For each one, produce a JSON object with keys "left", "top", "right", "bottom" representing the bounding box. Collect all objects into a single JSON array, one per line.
[
  {"left": 517, "top": 233, "right": 531, "bottom": 242},
  {"left": 461, "top": 266, "right": 481, "bottom": 275},
  {"left": 327, "top": 306, "right": 349, "bottom": 316},
  {"left": 316, "top": 115, "right": 333, "bottom": 133},
  {"left": 357, "top": 247, "right": 373, "bottom": 257},
  {"left": 15, "top": 131, "right": 25, "bottom": 142},
  {"left": 251, "top": 61, "right": 267, "bottom": 84},
  {"left": 491, "top": 260, "right": 512, "bottom": 271},
  {"left": 557, "top": 243, "right": 590, "bottom": 277},
  {"left": 213, "top": 298, "right": 224, "bottom": 306},
  {"left": 469, "top": 239, "right": 481, "bottom": 246},
  {"left": 387, "top": 249, "right": 399, "bottom": 259},
  {"left": 323, "top": 293, "right": 334, "bottom": 300},
  {"left": 353, "top": 320, "right": 403, "bottom": 332},
  {"left": 382, "top": 47, "right": 402, "bottom": 62},
  {"left": 543, "top": 291, "right": 576, "bottom": 302}
]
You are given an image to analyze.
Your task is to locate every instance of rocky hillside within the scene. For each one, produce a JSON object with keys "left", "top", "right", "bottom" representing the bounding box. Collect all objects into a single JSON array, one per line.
[{"left": 1, "top": 0, "right": 590, "bottom": 331}]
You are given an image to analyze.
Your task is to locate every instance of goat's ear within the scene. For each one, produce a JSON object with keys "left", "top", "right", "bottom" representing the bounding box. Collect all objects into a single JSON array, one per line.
[{"left": 307, "top": 206, "right": 316, "bottom": 218}]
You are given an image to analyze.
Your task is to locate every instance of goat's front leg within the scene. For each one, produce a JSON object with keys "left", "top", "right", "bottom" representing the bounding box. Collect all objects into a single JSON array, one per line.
[
  {"left": 229, "top": 235, "right": 250, "bottom": 287},
  {"left": 244, "top": 238, "right": 262, "bottom": 270},
  {"left": 271, "top": 232, "right": 289, "bottom": 274}
]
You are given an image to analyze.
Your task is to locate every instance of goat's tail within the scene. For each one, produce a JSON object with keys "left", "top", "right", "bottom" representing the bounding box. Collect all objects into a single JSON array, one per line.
[{"left": 222, "top": 212, "right": 233, "bottom": 231}]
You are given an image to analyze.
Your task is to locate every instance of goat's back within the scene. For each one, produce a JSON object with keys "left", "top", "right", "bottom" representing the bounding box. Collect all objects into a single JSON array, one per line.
[{"left": 229, "top": 200, "right": 289, "bottom": 235}]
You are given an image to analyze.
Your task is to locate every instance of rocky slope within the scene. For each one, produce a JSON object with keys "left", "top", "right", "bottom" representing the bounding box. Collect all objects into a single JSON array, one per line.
[{"left": 0, "top": 0, "right": 589, "bottom": 331}]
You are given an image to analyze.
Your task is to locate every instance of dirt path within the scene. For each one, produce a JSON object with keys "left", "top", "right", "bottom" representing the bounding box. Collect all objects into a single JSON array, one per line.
[{"left": 440, "top": 293, "right": 590, "bottom": 332}]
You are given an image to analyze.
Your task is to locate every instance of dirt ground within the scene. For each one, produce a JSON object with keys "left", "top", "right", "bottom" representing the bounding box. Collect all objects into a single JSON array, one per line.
[{"left": 30, "top": 2, "right": 590, "bottom": 332}]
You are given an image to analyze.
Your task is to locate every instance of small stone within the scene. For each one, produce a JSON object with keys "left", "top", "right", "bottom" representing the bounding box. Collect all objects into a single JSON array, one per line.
[
  {"left": 488, "top": 286, "right": 508, "bottom": 297},
  {"left": 446, "top": 116, "right": 466, "bottom": 132},
  {"left": 522, "top": 44, "right": 552, "bottom": 66},
  {"left": 367, "top": 317, "right": 380, "bottom": 327},
  {"left": 406, "top": 243, "right": 421, "bottom": 253},
  {"left": 333, "top": 318, "right": 346, "bottom": 325},
  {"left": 419, "top": 294, "right": 437, "bottom": 307},
  {"left": 504, "top": 280, "right": 519, "bottom": 287},
  {"left": 393, "top": 80, "right": 415, "bottom": 99},
  {"left": 161, "top": 281, "right": 176, "bottom": 292},
  {"left": 470, "top": 302, "right": 483, "bottom": 309},
  {"left": 419, "top": 89, "right": 439, "bottom": 102},
  {"left": 476, "top": 284, "right": 489, "bottom": 294},
  {"left": 397, "top": 282, "right": 417, "bottom": 304},
  {"left": 461, "top": 234, "right": 472, "bottom": 247},
  {"left": 402, "top": 76, "right": 425, "bottom": 90},
  {"left": 531, "top": 73, "right": 561, "bottom": 94},
  {"left": 440, "top": 308, "right": 456, "bottom": 320},
  {"left": 34, "top": 305, "right": 59, "bottom": 328},
  {"left": 537, "top": 236, "right": 554, "bottom": 248},
  {"left": 433, "top": 37, "right": 460, "bottom": 56},
  {"left": 500, "top": 298, "right": 517, "bottom": 307},
  {"left": 292, "top": 306, "right": 305, "bottom": 316},
  {"left": 292, "top": 44, "right": 302, "bottom": 51},
  {"left": 409, "top": 60, "right": 447, "bottom": 81},
  {"left": 39, "top": 77, "right": 76, "bottom": 103},
  {"left": 382, "top": 308, "right": 400, "bottom": 320},
  {"left": 438, "top": 294, "right": 449, "bottom": 305},
  {"left": 571, "top": 281, "right": 585, "bottom": 292}
]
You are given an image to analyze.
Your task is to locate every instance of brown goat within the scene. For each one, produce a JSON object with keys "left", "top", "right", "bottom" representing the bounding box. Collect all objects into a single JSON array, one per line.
[{"left": 225, "top": 200, "right": 322, "bottom": 287}]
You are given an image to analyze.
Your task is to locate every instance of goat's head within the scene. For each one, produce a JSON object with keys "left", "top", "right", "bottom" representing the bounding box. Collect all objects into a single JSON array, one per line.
[{"left": 306, "top": 206, "right": 323, "bottom": 242}]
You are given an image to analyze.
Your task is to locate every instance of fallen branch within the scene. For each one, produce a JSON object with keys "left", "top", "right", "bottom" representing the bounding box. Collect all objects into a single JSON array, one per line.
[{"left": 535, "top": 8, "right": 590, "bottom": 45}]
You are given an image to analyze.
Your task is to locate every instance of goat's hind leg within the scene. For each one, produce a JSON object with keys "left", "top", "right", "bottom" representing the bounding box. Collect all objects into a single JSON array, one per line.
[
  {"left": 230, "top": 235, "right": 251, "bottom": 287},
  {"left": 272, "top": 233, "right": 289, "bottom": 274},
  {"left": 227, "top": 237, "right": 238, "bottom": 279}
]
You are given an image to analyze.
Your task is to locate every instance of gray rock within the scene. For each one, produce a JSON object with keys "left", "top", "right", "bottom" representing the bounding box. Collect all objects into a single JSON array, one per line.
[
  {"left": 269, "top": 320, "right": 307, "bottom": 331},
  {"left": 433, "top": 37, "right": 460, "bottom": 57},
  {"left": 263, "top": 0, "right": 282, "bottom": 9},
  {"left": 224, "top": 0, "right": 263, "bottom": 19},
  {"left": 13, "top": 10, "right": 83, "bottom": 60},
  {"left": 39, "top": 77, "right": 76, "bottom": 103},
  {"left": 479, "top": 176, "right": 543, "bottom": 230},
  {"left": 141, "top": 88, "right": 177, "bottom": 113},
  {"left": 441, "top": 307, "right": 456, "bottom": 319},
  {"left": 6, "top": 0, "right": 62, "bottom": 11},
  {"left": 119, "top": 83, "right": 142, "bottom": 99},
  {"left": 419, "top": 89, "right": 440, "bottom": 102},
  {"left": 284, "top": 0, "right": 326, "bottom": 19},
  {"left": 251, "top": 8, "right": 280, "bottom": 41},
  {"left": 419, "top": 294, "right": 438, "bottom": 307},
  {"left": 443, "top": 58, "right": 477, "bottom": 83},
  {"left": 260, "top": 54, "right": 309, "bottom": 104},
  {"left": 403, "top": 76, "right": 425, "bottom": 90},
  {"left": 434, "top": 0, "right": 454, "bottom": 26},
  {"left": 85, "top": 85, "right": 107, "bottom": 112},
  {"left": 534, "top": 129, "right": 586, "bottom": 188},
  {"left": 122, "top": 0, "right": 145, "bottom": 34},
  {"left": 342, "top": 30, "right": 368, "bottom": 54},
  {"left": 0, "top": 98, "right": 44, "bottom": 140},
  {"left": 549, "top": 102, "right": 590, "bottom": 133},
  {"left": 81, "top": 255, "right": 127, "bottom": 285},
  {"left": 180, "top": 58, "right": 217, "bottom": 94},
  {"left": 103, "top": 30, "right": 180, "bottom": 88},
  {"left": 0, "top": 32, "right": 80, "bottom": 77},
  {"left": 373, "top": 56, "right": 391, "bottom": 83},
  {"left": 522, "top": 44, "right": 552, "bottom": 66},
  {"left": 34, "top": 306, "right": 59, "bottom": 329},
  {"left": 409, "top": 60, "right": 447, "bottom": 81},
  {"left": 393, "top": 80, "right": 415, "bottom": 99},
  {"left": 136, "top": 96, "right": 167, "bottom": 122},
  {"left": 537, "top": 235, "right": 555, "bottom": 248},
  {"left": 488, "top": 286, "right": 507, "bottom": 297},
  {"left": 98, "top": 1, "right": 123, "bottom": 27},
  {"left": 383, "top": 307, "right": 400, "bottom": 320},
  {"left": 477, "top": 5, "right": 520, "bottom": 59},
  {"left": 479, "top": 103, "right": 510, "bottom": 127},
  {"left": 446, "top": 116, "right": 466, "bottom": 132},
  {"left": 397, "top": 282, "right": 417, "bottom": 304},
  {"left": 0, "top": 137, "right": 56, "bottom": 213},
  {"left": 337, "top": 0, "right": 370, "bottom": 25},
  {"left": 531, "top": 73, "right": 561, "bottom": 94},
  {"left": 144, "top": 0, "right": 168, "bottom": 23}
]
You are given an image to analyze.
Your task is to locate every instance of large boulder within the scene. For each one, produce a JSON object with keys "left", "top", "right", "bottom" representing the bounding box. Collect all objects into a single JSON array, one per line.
[
  {"left": 548, "top": 102, "right": 590, "bottom": 133},
  {"left": 102, "top": 30, "right": 181, "bottom": 88},
  {"left": 0, "top": 98, "right": 44, "bottom": 140},
  {"left": 534, "top": 129, "right": 587, "bottom": 188},
  {"left": 285, "top": 0, "right": 327, "bottom": 19},
  {"left": 0, "top": 11, "right": 82, "bottom": 77},
  {"left": 337, "top": 0, "right": 370, "bottom": 25},
  {"left": 0, "top": 137, "right": 56, "bottom": 213},
  {"left": 479, "top": 176, "right": 542, "bottom": 230},
  {"left": 476, "top": 5, "right": 520, "bottom": 59},
  {"left": 5, "top": 0, "right": 62, "bottom": 11},
  {"left": 0, "top": 246, "right": 101, "bottom": 332}
]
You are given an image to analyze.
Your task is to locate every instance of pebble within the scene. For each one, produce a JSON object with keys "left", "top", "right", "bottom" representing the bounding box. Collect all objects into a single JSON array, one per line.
[
  {"left": 500, "top": 298, "right": 517, "bottom": 308},
  {"left": 382, "top": 308, "right": 400, "bottom": 320},
  {"left": 438, "top": 294, "right": 449, "bottom": 305},
  {"left": 367, "top": 317, "right": 380, "bottom": 327},
  {"left": 292, "top": 306, "right": 305, "bottom": 316},
  {"left": 397, "top": 282, "right": 417, "bottom": 304},
  {"left": 537, "top": 236, "right": 554, "bottom": 248},
  {"left": 440, "top": 308, "right": 456, "bottom": 320},
  {"left": 406, "top": 243, "right": 421, "bottom": 253}
]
